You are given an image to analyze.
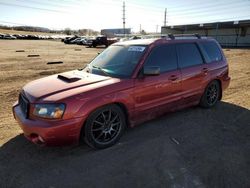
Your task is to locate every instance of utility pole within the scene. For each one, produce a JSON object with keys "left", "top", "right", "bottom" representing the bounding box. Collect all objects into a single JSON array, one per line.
[
  {"left": 156, "top": 25, "right": 158, "bottom": 33},
  {"left": 140, "top": 24, "right": 141, "bottom": 34},
  {"left": 164, "top": 8, "right": 167, "bottom": 26},
  {"left": 122, "top": 1, "right": 126, "bottom": 37}
]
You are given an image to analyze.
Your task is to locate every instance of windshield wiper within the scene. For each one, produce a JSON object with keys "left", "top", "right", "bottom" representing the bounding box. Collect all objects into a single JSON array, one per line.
[{"left": 92, "top": 65, "right": 111, "bottom": 77}]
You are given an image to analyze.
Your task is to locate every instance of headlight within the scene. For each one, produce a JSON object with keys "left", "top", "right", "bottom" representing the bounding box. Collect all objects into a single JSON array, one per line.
[{"left": 33, "top": 104, "right": 65, "bottom": 119}]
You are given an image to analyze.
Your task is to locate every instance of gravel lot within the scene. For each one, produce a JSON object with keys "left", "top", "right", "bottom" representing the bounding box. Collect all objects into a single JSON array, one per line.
[{"left": 0, "top": 40, "right": 249, "bottom": 188}]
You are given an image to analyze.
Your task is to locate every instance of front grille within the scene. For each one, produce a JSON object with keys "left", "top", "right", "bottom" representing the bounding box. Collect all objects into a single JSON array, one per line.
[{"left": 19, "top": 93, "right": 29, "bottom": 118}]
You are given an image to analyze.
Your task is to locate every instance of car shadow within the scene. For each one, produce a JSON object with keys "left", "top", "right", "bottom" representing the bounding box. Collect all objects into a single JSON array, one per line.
[{"left": 0, "top": 101, "right": 249, "bottom": 188}]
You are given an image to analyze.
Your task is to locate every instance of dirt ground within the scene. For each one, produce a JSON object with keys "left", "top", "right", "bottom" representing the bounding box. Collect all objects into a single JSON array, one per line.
[{"left": 0, "top": 40, "right": 249, "bottom": 188}]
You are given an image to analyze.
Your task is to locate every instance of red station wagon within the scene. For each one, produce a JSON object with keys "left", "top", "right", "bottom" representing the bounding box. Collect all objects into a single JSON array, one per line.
[{"left": 13, "top": 34, "right": 230, "bottom": 149}]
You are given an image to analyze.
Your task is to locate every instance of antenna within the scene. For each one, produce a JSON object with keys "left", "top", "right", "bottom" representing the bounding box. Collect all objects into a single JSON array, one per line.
[
  {"left": 164, "top": 8, "right": 167, "bottom": 26},
  {"left": 122, "top": 1, "right": 126, "bottom": 37}
]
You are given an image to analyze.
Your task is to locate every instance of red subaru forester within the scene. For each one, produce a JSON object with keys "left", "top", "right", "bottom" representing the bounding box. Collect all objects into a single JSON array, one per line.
[{"left": 13, "top": 34, "right": 230, "bottom": 149}]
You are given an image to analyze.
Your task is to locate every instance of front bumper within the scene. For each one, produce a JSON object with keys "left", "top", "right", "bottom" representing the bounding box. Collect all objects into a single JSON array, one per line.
[{"left": 13, "top": 104, "right": 86, "bottom": 146}]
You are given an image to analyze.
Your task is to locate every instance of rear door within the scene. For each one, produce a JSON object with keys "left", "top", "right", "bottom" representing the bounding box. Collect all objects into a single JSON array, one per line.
[
  {"left": 176, "top": 42, "right": 208, "bottom": 103},
  {"left": 198, "top": 40, "right": 224, "bottom": 73},
  {"left": 133, "top": 44, "right": 182, "bottom": 121}
]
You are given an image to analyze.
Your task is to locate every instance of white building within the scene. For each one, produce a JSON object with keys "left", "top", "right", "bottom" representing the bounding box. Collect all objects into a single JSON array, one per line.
[
  {"left": 101, "top": 28, "right": 131, "bottom": 37},
  {"left": 161, "top": 20, "right": 250, "bottom": 47}
]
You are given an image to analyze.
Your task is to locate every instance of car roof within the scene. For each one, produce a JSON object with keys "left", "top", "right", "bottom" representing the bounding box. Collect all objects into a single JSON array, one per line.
[
  {"left": 114, "top": 39, "right": 158, "bottom": 46},
  {"left": 114, "top": 37, "right": 215, "bottom": 46}
]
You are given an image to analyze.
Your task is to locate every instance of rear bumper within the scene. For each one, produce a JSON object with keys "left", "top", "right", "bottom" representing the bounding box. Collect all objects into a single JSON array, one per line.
[{"left": 13, "top": 104, "right": 86, "bottom": 146}]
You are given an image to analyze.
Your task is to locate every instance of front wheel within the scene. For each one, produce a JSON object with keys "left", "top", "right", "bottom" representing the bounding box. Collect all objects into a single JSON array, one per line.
[
  {"left": 200, "top": 80, "right": 220, "bottom": 108},
  {"left": 83, "top": 104, "right": 126, "bottom": 149}
]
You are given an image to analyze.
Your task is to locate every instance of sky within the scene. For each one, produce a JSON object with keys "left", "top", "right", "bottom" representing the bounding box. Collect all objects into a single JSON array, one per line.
[{"left": 0, "top": 0, "right": 250, "bottom": 32}]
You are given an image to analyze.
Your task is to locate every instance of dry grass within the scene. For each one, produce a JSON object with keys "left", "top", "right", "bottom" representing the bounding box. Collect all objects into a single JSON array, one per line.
[
  {"left": 223, "top": 49, "right": 250, "bottom": 107},
  {"left": 0, "top": 40, "right": 249, "bottom": 145}
]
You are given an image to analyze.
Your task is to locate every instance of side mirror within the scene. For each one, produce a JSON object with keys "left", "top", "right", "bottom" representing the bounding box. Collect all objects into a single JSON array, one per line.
[{"left": 143, "top": 66, "right": 160, "bottom": 76}]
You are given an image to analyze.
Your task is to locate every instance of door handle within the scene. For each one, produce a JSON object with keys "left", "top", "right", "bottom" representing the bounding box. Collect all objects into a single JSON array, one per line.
[
  {"left": 168, "top": 75, "right": 178, "bottom": 81},
  {"left": 202, "top": 68, "right": 208, "bottom": 74}
]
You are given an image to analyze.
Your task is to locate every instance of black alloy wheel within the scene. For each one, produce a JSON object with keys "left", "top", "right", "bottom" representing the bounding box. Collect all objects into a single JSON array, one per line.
[
  {"left": 84, "top": 104, "right": 126, "bottom": 149},
  {"left": 200, "top": 80, "right": 220, "bottom": 108}
]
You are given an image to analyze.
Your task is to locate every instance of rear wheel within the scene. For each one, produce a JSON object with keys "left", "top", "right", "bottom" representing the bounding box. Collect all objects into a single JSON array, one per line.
[
  {"left": 200, "top": 80, "right": 220, "bottom": 108},
  {"left": 84, "top": 104, "right": 126, "bottom": 149}
]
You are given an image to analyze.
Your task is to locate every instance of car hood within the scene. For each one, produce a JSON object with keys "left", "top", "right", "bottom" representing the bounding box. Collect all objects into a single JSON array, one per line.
[{"left": 22, "top": 70, "right": 117, "bottom": 102}]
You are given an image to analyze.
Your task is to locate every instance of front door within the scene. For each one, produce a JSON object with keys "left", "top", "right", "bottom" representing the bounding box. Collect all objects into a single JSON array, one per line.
[{"left": 132, "top": 44, "right": 182, "bottom": 123}]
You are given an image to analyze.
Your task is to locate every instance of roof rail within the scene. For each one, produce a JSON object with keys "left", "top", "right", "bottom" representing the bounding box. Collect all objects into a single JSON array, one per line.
[{"left": 166, "top": 33, "right": 202, "bottom": 39}]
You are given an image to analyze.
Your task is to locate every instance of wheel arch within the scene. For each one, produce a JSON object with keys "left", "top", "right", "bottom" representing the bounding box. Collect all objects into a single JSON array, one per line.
[
  {"left": 203, "top": 78, "right": 222, "bottom": 100},
  {"left": 113, "top": 102, "right": 130, "bottom": 127},
  {"left": 79, "top": 102, "right": 130, "bottom": 141},
  {"left": 214, "top": 78, "right": 222, "bottom": 100}
]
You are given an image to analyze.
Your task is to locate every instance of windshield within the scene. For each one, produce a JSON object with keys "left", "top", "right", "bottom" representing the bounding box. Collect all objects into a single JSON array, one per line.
[{"left": 87, "top": 45, "right": 147, "bottom": 78}]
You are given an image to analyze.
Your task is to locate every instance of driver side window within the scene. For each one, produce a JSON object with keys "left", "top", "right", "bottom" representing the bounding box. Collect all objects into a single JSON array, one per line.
[{"left": 144, "top": 44, "right": 178, "bottom": 73}]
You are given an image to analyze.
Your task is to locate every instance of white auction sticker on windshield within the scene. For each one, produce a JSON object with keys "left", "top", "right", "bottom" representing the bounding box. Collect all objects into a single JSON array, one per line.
[{"left": 128, "top": 46, "right": 145, "bottom": 52}]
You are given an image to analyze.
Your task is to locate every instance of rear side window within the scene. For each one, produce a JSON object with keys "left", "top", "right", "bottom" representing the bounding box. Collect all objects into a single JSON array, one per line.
[
  {"left": 144, "top": 44, "right": 177, "bottom": 73},
  {"left": 176, "top": 43, "right": 203, "bottom": 68},
  {"left": 200, "top": 41, "right": 222, "bottom": 63}
]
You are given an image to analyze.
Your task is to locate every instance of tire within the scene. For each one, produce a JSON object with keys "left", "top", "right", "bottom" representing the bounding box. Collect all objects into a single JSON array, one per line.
[
  {"left": 83, "top": 104, "right": 126, "bottom": 149},
  {"left": 200, "top": 80, "right": 221, "bottom": 108}
]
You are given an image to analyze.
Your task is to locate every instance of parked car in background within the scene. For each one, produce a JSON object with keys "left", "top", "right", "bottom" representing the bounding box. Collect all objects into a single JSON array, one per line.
[
  {"left": 68, "top": 37, "right": 84, "bottom": 44},
  {"left": 13, "top": 34, "right": 230, "bottom": 149},
  {"left": 87, "top": 36, "right": 118, "bottom": 47},
  {"left": 129, "top": 36, "right": 142, "bottom": 40},
  {"left": 13, "top": 34, "right": 23, "bottom": 39},
  {"left": 64, "top": 36, "right": 79, "bottom": 44},
  {"left": 76, "top": 38, "right": 88, "bottom": 45},
  {"left": 25, "top": 35, "right": 39, "bottom": 40},
  {"left": 2, "top": 34, "right": 16, "bottom": 39}
]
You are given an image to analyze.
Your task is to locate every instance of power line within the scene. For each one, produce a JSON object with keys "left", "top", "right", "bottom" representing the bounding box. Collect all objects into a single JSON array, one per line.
[
  {"left": 0, "top": 20, "right": 28, "bottom": 26},
  {"left": 3, "top": 0, "right": 249, "bottom": 19},
  {"left": 122, "top": 0, "right": 249, "bottom": 13},
  {"left": 166, "top": 15, "right": 250, "bottom": 26},
  {"left": 16, "top": 0, "right": 75, "bottom": 9},
  {"left": 0, "top": 20, "right": 64, "bottom": 30},
  {"left": 125, "top": 4, "right": 250, "bottom": 20},
  {"left": 10, "top": 0, "right": 250, "bottom": 16},
  {"left": 168, "top": 4, "right": 250, "bottom": 17},
  {"left": 113, "top": 0, "right": 205, "bottom": 11},
  {"left": 0, "top": 0, "right": 249, "bottom": 31},
  {"left": 0, "top": 2, "right": 70, "bottom": 13},
  {"left": 126, "top": 2, "right": 250, "bottom": 17},
  {"left": 167, "top": 6, "right": 250, "bottom": 20}
]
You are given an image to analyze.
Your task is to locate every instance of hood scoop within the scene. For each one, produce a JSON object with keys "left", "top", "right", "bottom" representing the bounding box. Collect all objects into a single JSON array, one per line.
[{"left": 57, "top": 73, "right": 81, "bottom": 83}]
